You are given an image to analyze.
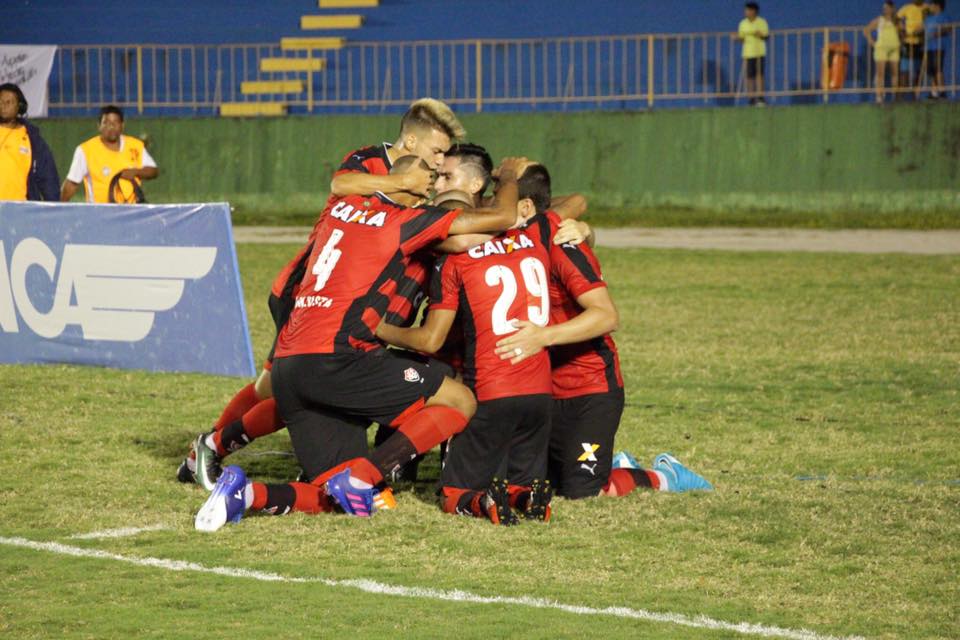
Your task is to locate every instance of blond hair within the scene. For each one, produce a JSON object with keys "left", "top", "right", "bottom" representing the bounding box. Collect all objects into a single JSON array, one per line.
[{"left": 400, "top": 98, "right": 466, "bottom": 140}]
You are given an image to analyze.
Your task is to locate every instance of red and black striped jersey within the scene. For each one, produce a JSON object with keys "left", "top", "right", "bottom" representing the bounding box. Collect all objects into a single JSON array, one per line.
[
  {"left": 383, "top": 250, "right": 433, "bottom": 328},
  {"left": 274, "top": 193, "right": 459, "bottom": 357},
  {"left": 430, "top": 213, "right": 601, "bottom": 402},
  {"left": 544, "top": 211, "right": 623, "bottom": 399},
  {"left": 270, "top": 144, "right": 393, "bottom": 299}
]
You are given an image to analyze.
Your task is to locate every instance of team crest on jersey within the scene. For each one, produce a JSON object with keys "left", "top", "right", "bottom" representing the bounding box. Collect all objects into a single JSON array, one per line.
[
  {"left": 467, "top": 232, "right": 535, "bottom": 259},
  {"left": 101, "top": 166, "right": 111, "bottom": 176},
  {"left": 18, "top": 146, "right": 29, "bottom": 155},
  {"left": 403, "top": 367, "right": 421, "bottom": 382},
  {"left": 330, "top": 200, "right": 387, "bottom": 228}
]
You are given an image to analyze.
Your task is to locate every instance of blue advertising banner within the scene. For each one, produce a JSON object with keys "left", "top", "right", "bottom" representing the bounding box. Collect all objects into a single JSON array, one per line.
[{"left": 0, "top": 201, "right": 255, "bottom": 377}]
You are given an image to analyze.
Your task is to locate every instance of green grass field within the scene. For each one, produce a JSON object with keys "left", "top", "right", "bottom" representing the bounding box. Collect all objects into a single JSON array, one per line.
[{"left": 2, "top": 244, "right": 958, "bottom": 639}]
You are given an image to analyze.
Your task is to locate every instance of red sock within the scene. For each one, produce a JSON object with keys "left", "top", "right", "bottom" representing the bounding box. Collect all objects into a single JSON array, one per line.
[
  {"left": 397, "top": 405, "right": 469, "bottom": 453},
  {"left": 507, "top": 484, "right": 531, "bottom": 509},
  {"left": 311, "top": 457, "right": 385, "bottom": 488},
  {"left": 241, "top": 398, "right": 283, "bottom": 439},
  {"left": 214, "top": 383, "right": 259, "bottom": 430},
  {"left": 441, "top": 486, "right": 484, "bottom": 517},
  {"left": 251, "top": 481, "right": 332, "bottom": 514},
  {"left": 604, "top": 468, "right": 659, "bottom": 496}
]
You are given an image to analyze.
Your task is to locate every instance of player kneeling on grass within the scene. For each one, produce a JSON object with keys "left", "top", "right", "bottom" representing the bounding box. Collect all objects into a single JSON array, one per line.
[
  {"left": 195, "top": 156, "right": 528, "bottom": 531},
  {"left": 502, "top": 210, "right": 713, "bottom": 499},
  {"left": 376, "top": 164, "right": 617, "bottom": 525}
]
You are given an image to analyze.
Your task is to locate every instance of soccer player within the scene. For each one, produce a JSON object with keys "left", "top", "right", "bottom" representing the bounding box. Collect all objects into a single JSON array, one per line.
[
  {"left": 0, "top": 83, "right": 59, "bottom": 201},
  {"left": 194, "top": 155, "right": 528, "bottom": 531},
  {"left": 61, "top": 105, "right": 158, "bottom": 203},
  {"left": 180, "top": 98, "right": 459, "bottom": 488},
  {"left": 376, "top": 164, "right": 619, "bottom": 525},
  {"left": 493, "top": 213, "right": 713, "bottom": 500}
]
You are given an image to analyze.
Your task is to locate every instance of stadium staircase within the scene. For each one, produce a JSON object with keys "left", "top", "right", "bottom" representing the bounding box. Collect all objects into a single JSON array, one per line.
[{"left": 220, "top": 0, "right": 378, "bottom": 117}]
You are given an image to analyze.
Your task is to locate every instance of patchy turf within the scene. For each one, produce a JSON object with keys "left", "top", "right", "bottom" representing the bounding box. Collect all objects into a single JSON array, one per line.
[{"left": 1, "top": 245, "right": 958, "bottom": 640}]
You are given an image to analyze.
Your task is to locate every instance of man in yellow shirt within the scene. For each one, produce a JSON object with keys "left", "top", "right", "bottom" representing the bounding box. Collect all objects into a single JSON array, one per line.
[
  {"left": 898, "top": 0, "right": 929, "bottom": 93},
  {"left": 737, "top": 2, "right": 770, "bottom": 106},
  {"left": 0, "top": 83, "right": 60, "bottom": 201},
  {"left": 61, "top": 105, "right": 159, "bottom": 203}
]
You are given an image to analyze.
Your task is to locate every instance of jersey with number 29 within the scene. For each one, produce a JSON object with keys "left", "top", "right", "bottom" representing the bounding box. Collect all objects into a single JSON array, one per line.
[{"left": 274, "top": 193, "right": 458, "bottom": 357}]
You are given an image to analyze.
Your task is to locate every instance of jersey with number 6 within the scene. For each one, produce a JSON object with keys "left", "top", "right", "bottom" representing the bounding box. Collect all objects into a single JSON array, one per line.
[
  {"left": 274, "top": 193, "right": 458, "bottom": 357},
  {"left": 429, "top": 213, "right": 599, "bottom": 402}
]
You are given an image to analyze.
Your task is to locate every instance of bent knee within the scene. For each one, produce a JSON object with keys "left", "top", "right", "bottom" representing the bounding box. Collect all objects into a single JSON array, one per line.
[{"left": 255, "top": 368, "right": 273, "bottom": 400}]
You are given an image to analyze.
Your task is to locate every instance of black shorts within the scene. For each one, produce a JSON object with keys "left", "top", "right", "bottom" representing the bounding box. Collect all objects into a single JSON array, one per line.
[
  {"left": 442, "top": 394, "right": 552, "bottom": 490},
  {"left": 547, "top": 388, "right": 625, "bottom": 499},
  {"left": 272, "top": 350, "right": 448, "bottom": 428},
  {"left": 264, "top": 292, "right": 295, "bottom": 369},
  {"left": 745, "top": 56, "right": 765, "bottom": 79}
]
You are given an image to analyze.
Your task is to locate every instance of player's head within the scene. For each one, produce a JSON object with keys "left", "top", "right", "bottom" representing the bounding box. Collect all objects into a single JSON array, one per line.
[
  {"left": 389, "top": 154, "right": 435, "bottom": 206},
  {"left": 397, "top": 98, "right": 465, "bottom": 171},
  {"left": 512, "top": 164, "right": 551, "bottom": 228},
  {"left": 435, "top": 143, "right": 493, "bottom": 203},
  {"left": 432, "top": 189, "right": 473, "bottom": 211},
  {"left": 98, "top": 105, "right": 125, "bottom": 143},
  {"left": 882, "top": 1, "right": 896, "bottom": 16},
  {"left": 744, "top": 2, "right": 759, "bottom": 18},
  {"left": 930, "top": 0, "right": 943, "bottom": 13},
  {"left": 0, "top": 83, "right": 27, "bottom": 123}
]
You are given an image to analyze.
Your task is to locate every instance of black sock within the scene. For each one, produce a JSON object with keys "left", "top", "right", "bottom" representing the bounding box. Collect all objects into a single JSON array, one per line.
[
  {"left": 369, "top": 431, "right": 418, "bottom": 479},
  {"left": 218, "top": 419, "right": 251, "bottom": 454},
  {"left": 259, "top": 484, "right": 295, "bottom": 516}
]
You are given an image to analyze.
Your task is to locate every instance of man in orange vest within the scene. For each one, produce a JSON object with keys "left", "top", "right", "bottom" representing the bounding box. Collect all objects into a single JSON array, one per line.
[
  {"left": 61, "top": 105, "right": 158, "bottom": 203},
  {"left": 0, "top": 83, "right": 60, "bottom": 201}
]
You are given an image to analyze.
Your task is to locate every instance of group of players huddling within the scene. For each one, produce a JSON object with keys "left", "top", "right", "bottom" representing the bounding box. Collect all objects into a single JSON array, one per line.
[{"left": 184, "top": 98, "right": 712, "bottom": 531}]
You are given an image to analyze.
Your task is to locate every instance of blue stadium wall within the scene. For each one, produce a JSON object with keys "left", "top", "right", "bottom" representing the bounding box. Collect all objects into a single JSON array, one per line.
[{"left": 3, "top": 1, "right": 899, "bottom": 45}]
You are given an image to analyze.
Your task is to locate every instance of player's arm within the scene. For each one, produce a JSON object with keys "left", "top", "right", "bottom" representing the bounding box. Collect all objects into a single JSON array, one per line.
[
  {"left": 864, "top": 18, "right": 879, "bottom": 46},
  {"left": 61, "top": 147, "right": 85, "bottom": 201},
  {"left": 60, "top": 179, "right": 80, "bottom": 202},
  {"left": 551, "top": 193, "right": 588, "bottom": 220},
  {"left": 434, "top": 233, "right": 491, "bottom": 253},
  {"left": 446, "top": 157, "right": 526, "bottom": 236},
  {"left": 494, "top": 287, "right": 619, "bottom": 365},
  {"left": 377, "top": 308, "right": 456, "bottom": 355},
  {"left": 330, "top": 167, "right": 432, "bottom": 197},
  {"left": 120, "top": 166, "right": 158, "bottom": 181}
]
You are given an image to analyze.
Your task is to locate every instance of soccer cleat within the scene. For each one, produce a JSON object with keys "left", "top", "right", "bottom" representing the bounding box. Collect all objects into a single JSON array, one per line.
[
  {"left": 195, "top": 465, "right": 248, "bottom": 532},
  {"left": 481, "top": 478, "right": 518, "bottom": 526},
  {"left": 521, "top": 479, "right": 553, "bottom": 522},
  {"left": 193, "top": 432, "right": 223, "bottom": 492},
  {"left": 326, "top": 468, "right": 377, "bottom": 517},
  {"left": 653, "top": 453, "right": 713, "bottom": 492},
  {"left": 612, "top": 451, "right": 642, "bottom": 470},
  {"left": 373, "top": 487, "right": 397, "bottom": 511},
  {"left": 176, "top": 447, "right": 197, "bottom": 483}
]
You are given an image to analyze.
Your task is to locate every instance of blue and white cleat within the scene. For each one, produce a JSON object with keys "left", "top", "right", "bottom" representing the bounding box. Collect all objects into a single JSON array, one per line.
[
  {"left": 612, "top": 451, "right": 642, "bottom": 470},
  {"left": 326, "top": 468, "right": 377, "bottom": 517},
  {"left": 653, "top": 453, "right": 713, "bottom": 492},
  {"left": 195, "top": 465, "right": 248, "bottom": 532}
]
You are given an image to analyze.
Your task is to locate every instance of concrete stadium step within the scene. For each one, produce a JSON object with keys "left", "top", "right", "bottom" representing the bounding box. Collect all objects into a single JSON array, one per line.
[
  {"left": 220, "top": 103, "right": 287, "bottom": 117},
  {"left": 301, "top": 14, "right": 364, "bottom": 30},
  {"left": 260, "top": 57, "right": 327, "bottom": 72},
  {"left": 318, "top": 0, "right": 378, "bottom": 7},
  {"left": 281, "top": 37, "right": 346, "bottom": 50},
  {"left": 240, "top": 80, "right": 305, "bottom": 95}
]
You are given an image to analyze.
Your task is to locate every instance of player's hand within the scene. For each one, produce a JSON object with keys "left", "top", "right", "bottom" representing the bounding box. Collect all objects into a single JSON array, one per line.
[
  {"left": 494, "top": 319, "right": 549, "bottom": 365},
  {"left": 494, "top": 156, "right": 531, "bottom": 180},
  {"left": 553, "top": 219, "right": 591, "bottom": 246},
  {"left": 400, "top": 164, "right": 436, "bottom": 196},
  {"left": 119, "top": 168, "right": 140, "bottom": 181}
]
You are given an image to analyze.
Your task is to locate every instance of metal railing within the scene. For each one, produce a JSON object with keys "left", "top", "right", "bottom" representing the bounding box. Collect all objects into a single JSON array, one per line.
[{"left": 47, "top": 23, "right": 960, "bottom": 116}]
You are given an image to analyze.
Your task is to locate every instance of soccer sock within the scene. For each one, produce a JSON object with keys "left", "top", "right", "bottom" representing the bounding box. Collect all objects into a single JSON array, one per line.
[
  {"left": 369, "top": 405, "right": 468, "bottom": 480},
  {"left": 604, "top": 468, "right": 668, "bottom": 496},
  {"left": 214, "top": 383, "right": 259, "bottom": 430},
  {"left": 250, "top": 481, "right": 332, "bottom": 515},
  {"left": 209, "top": 399, "right": 283, "bottom": 456},
  {"left": 441, "top": 486, "right": 485, "bottom": 518},
  {"left": 507, "top": 484, "right": 531, "bottom": 511}
]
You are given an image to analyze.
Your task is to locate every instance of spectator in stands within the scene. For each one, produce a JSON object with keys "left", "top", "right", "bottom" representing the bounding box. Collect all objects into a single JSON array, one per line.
[
  {"left": 737, "top": 2, "right": 770, "bottom": 105},
  {"left": 865, "top": 1, "right": 902, "bottom": 103},
  {"left": 61, "top": 105, "right": 159, "bottom": 203},
  {"left": 924, "top": 0, "right": 951, "bottom": 99},
  {"left": 0, "top": 83, "right": 59, "bottom": 201},
  {"left": 897, "top": 0, "right": 929, "bottom": 96}
]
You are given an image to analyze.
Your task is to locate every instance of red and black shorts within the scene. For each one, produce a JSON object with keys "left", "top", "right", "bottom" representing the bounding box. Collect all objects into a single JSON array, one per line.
[
  {"left": 547, "top": 387, "right": 624, "bottom": 499},
  {"left": 264, "top": 292, "right": 295, "bottom": 371},
  {"left": 441, "top": 394, "right": 552, "bottom": 491}
]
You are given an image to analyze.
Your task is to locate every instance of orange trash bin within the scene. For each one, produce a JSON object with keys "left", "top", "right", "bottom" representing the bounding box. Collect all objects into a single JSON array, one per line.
[{"left": 821, "top": 42, "right": 850, "bottom": 90}]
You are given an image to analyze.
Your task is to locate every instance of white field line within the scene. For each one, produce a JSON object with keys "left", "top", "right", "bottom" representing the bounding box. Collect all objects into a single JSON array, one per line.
[
  {"left": 68, "top": 525, "right": 171, "bottom": 540},
  {"left": 0, "top": 535, "right": 864, "bottom": 640}
]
